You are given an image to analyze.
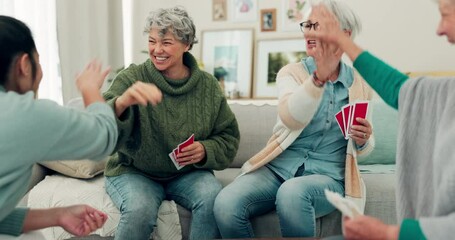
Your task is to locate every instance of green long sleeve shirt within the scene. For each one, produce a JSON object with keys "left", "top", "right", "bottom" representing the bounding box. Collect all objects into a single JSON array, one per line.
[
  {"left": 353, "top": 51, "right": 426, "bottom": 240},
  {"left": 353, "top": 51, "right": 409, "bottom": 109},
  {"left": 103, "top": 52, "right": 240, "bottom": 180}
]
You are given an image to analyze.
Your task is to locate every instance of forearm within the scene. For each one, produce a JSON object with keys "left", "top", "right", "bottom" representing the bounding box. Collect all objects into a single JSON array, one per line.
[
  {"left": 336, "top": 36, "right": 408, "bottom": 109},
  {"left": 337, "top": 34, "right": 363, "bottom": 63},
  {"left": 80, "top": 89, "right": 105, "bottom": 107},
  {"left": 114, "top": 97, "right": 128, "bottom": 117},
  {"left": 353, "top": 52, "right": 408, "bottom": 109},
  {"left": 22, "top": 208, "right": 61, "bottom": 233}
]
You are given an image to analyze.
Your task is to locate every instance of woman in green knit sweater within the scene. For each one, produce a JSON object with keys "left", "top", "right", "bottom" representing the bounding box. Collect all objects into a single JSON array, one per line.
[
  {"left": 103, "top": 6, "right": 240, "bottom": 240},
  {"left": 305, "top": 1, "right": 455, "bottom": 239}
]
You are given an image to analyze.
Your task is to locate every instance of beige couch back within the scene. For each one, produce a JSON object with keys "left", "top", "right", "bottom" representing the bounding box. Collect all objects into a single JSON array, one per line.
[{"left": 228, "top": 101, "right": 278, "bottom": 168}]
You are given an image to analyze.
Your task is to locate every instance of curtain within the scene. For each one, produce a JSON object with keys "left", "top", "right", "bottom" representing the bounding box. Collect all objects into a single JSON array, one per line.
[
  {"left": 0, "top": 0, "right": 63, "bottom": 104},
  {"left": 56, "top": 0, "right": 124, "bottom": 104}
]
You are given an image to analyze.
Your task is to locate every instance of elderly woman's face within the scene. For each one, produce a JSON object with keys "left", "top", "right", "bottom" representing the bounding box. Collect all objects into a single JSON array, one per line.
[
  {"left": 303, "top": 13, "right": 320, "bottom": 57},
  {"left": 437, "top": 0, "right": 455, "bottom": 43},
  {"left": 148, "top": 28, "right": 190, "bottom": 72}
]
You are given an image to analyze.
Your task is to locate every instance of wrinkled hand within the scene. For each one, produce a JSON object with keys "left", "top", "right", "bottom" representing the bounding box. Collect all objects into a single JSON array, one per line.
[
  {"left": 350, "top": 117, "right": 372, "bottom": 146},
  {"left": 115, "top": 81, "right": 162, "bottom": 116},
  {"left": 304, "top": 4, "right": 346, "bottom": 46},
  {"left": 343, "top": 215, "right": 399, "bottom": 240},
  {"left": 76, "top": 59, "right": 111, "bottom": 93},
  {"left": 176, "top": 141, "right": 206, "bottom": 166},
  {"left": 58, "top": 205, "right": 108, "bottom": 237},
  {"left": 313, "top": 41, "right": 341, "bottom": 82}
]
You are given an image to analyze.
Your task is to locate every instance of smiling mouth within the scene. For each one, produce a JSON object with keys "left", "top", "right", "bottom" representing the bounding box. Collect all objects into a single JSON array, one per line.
[
  {"left": 307, "top": 40, "right": 316, "bottom": 48},
  {"left": 154, "top": 56, "right": 168, "bottom": 62}
]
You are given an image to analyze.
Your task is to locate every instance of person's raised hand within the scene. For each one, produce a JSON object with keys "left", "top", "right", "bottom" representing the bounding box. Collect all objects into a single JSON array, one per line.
[
  {"left": 76, "top": 59, "right": 111, "bottom": 94},
  {"left": 304, "top": 4, "right": 346, "bottom": 45},
  {"left": 115, "top": 81, "right": 162, "bottom": 116}
]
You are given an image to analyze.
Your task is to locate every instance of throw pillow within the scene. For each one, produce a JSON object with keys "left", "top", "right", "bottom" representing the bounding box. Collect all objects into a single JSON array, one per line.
[
  {"left": 358, "top": 97, "right": 398, "bottom": 165},
  {"left": 39, "top": 157, "right": 108, "bottom": 179}
]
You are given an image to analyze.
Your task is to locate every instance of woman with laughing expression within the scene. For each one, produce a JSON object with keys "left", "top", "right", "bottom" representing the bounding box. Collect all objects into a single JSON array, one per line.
[{"left": 103, "top": 6, "right": 240, "bottom": 240}]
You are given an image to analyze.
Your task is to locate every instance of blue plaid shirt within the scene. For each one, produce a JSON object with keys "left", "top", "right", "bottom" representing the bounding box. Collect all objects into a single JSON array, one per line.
[{"left": 267, "top": 57, "right": 353, "bottom": 181}]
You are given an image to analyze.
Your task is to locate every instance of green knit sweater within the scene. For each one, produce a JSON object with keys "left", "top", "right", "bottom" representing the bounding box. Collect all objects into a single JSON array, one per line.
[{"left": 103, "top": 52, "right": 240, "bottom": 179}]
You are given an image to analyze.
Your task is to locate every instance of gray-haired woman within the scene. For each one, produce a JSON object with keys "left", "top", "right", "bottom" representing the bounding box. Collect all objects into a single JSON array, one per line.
[
  {"left": 214, "top": 0, "right": 374, "bottom": 238},
  {"left": 103, "top": 6, "right": 240, "bottom": 240}
]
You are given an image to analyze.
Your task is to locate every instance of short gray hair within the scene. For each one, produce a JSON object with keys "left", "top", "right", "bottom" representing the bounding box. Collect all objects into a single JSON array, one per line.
[
  {"left": 144, "top": 6, "right": 198, "bottom": 50},
  {"left": 310, "top": 0, "right": 362, "bottom": 39}
]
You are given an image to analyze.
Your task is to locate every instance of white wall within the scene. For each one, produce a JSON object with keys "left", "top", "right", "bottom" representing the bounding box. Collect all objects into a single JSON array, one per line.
[{"left": 127, "top": 0, "right": 455, "bottom": 73}]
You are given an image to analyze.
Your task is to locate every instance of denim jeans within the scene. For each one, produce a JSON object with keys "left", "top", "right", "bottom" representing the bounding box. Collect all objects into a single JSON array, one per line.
[
  {"left": 105, "top": 170, "right": 222, "bottom": 240},
  {"left": 214, "top": 166, "right": 344, "bottom": 238}
]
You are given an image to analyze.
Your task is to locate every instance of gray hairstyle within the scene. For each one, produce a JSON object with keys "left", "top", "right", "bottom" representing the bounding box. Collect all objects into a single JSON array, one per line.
[
  {"left": 144, "top": 6, "right": 198, "bottom": 50},
  {"left": 310, "top": 0, "right": 362, "bottom": 39}
]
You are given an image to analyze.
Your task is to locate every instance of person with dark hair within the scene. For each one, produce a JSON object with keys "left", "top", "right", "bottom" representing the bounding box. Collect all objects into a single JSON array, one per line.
[
  {"left": 305, "top": 0, "right": 455, "bottom": 239},
  {"left": 0, "top": 15, "right": 118, "bottom": 237},
  {"left": 103, "top": 6, "right": 240, "bottom": 240}
]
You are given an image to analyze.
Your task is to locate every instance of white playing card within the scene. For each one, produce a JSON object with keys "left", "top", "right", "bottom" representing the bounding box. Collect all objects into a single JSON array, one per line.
[
  {"left": 324, "top": 189, "right": 362, "bottom": 219},
  {"left": 341, "top": 104, "right": 352, "bottom": 140},
  {"left": 168, "top": 149, "right": 184, "bottom": 170}
]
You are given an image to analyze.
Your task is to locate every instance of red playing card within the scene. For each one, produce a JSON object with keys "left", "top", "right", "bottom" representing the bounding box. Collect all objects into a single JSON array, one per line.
[
  {"left": 178, "top": 134, "right": 195, "bottom": 155},
  {"left": 342, "top": 104, "right": 352, "bottom": 139},
  {"left": 351, "top": 102, "right": 369, "bottom": 127},
  {"left": 335, "top": 110, "right": 346, "bottom": 138}
]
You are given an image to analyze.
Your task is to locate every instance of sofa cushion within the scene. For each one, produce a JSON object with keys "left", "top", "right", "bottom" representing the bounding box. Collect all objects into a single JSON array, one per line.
[
  {"left": 358, "top": 97, "right": 398, "bottom": 165},
  {"left": 228, "top": 100, "right": 278, "bottom": 168},
  {"left": 27, "top": 175, "right": 181, "bottom": 240},
  {"left": 39, "top": 158, "right": 108, "bottom": 179}
]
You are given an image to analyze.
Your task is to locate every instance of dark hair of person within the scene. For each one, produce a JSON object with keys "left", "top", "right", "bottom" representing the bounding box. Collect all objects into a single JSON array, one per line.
[{"left": 0, "top": 15, "right": 37, "bottom": 86}]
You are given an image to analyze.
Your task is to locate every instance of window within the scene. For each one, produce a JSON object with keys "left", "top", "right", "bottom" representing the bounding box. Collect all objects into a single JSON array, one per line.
[{"left": 0, "top": 0, "right": 63, "bottom": 104}]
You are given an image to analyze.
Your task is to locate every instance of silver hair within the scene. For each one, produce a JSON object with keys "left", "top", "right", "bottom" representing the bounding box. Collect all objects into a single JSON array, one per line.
[
  {"left": 310, "top": 0, "right": 362, "bottom": 39},
  {"left": 144, "top": 6, "right": 198, "bottom": 50}
]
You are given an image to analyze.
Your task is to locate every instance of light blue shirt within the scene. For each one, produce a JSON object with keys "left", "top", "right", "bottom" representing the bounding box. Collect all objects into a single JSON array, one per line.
[
  {"left": 267, "top": 57, "right": 353, "bottom": 181},
  {"left": 0, "top": 86, "right": 118, "bottom": 236}
]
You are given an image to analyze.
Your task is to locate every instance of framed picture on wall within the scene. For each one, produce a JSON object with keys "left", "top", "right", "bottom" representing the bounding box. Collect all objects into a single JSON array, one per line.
[
  {"left": 230, "top": 0, "right": 258, "bottom": 22},
  {"left": 201, "top": 29, "right": 254, "bottom": 98},
  {"left": 254, "top": 38, "right": 307, "bottom": 98},
  {"left": 213, "top": 0, "right": 227, "bottom": 21},
  {"left": 260, "top": 8, "right": 276, "bottom": 32},
  {"left": 281, "top": 0, "right": 310, "bottom": 32}
]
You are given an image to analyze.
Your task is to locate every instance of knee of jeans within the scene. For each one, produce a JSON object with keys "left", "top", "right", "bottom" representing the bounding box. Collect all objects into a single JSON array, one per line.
[
  {"left": 120, "top": 196, "right": 160, "bottom": 219},
  {"left": 276, "top": 180, "right": 311, "bottom": 206},
  {"left": 214, "top": 189, "right": 235, "bottom": 214}
]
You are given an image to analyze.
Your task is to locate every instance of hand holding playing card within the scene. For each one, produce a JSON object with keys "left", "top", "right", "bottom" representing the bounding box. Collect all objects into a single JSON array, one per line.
[
  {"left": 176, "top": 141, "right": 206, "bottom": 166},
  {"left": 335, "top": 101, "right": 372, "bottom": 146},
  {"left": 349, "top": 117, "right": 372, "bottom": 146}
]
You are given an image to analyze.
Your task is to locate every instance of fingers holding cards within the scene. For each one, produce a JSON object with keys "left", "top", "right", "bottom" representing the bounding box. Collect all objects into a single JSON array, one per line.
[
  {"left": 334, "top": 101, "right": 370, "bottom": 142},
  {"left": 168, "top": 134, "right": 206, "bottom": 169}
]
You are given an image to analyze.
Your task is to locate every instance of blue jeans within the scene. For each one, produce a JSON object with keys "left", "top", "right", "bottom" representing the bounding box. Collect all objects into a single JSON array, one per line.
[
  {"left": 214, "top": 166, "right": 344, "bottom": 238},
  {"left": 105, "top": 170, "right": 222, "bottom": 240}
]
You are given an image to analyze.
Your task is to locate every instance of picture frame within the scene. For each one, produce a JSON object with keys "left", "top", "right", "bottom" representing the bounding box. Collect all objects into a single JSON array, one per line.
[
  {"left": 254, "top": 38, "right": 307, "bottom": 98},
  {"left": 201, "top": 29, "right": 254, "bottom": 98},
  {"left": 212, "top": 0, "right": 227, "bottom": 21},
  {"left": 260, "top": 8, "right": 277, "bottom": 32},
  {"left": 281, "top": 0, "right": 310, "bottom": 32},
  {"left": 230, "top": 0, "right": 258, "bottom": 22}
]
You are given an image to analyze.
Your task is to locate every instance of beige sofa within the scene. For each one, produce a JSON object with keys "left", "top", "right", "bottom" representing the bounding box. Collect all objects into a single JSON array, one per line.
[{"left": 22, "top": 97, "right": 398, "bottom": 239}]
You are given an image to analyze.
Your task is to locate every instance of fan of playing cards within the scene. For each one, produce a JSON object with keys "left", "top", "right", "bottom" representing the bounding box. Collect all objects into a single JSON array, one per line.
[
  {"left": 335, "top": 101, "right": 369, "bottom": 139},
  {"left": 168, "top": 134, "right": 195, "bottom": 170}
]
